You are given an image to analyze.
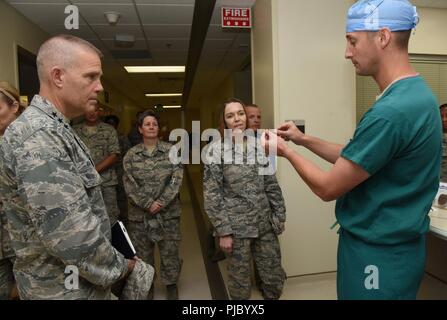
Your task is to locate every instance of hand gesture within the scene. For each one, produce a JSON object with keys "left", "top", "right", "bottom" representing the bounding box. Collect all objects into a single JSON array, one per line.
[
  {"left": 261, "top": 129, "right": 289, "bottom": 157},
  {"left": 277, "top": 121, "right": 305, "bottom": 145}
]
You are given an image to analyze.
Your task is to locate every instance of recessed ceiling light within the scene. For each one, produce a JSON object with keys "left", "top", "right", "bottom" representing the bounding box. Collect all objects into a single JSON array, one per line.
[
  {"left": 163, "top": 105, "right": 182, "bottom": 109},
  {"left": 145, "top": 93, "right": 183, "bottom": 97},
  {"left": 124, "top": 66, "right": 185, "bottom": 73}
]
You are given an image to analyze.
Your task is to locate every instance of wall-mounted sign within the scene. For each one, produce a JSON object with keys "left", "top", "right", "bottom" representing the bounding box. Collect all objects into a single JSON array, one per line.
[{"left": 221, "top": 7, "right": 251, "bottom": 28}]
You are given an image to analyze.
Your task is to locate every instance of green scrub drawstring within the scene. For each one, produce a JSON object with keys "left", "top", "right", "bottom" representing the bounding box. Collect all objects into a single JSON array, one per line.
[{"left": 330, "top": 221, "right": 340, "bottom": 234}]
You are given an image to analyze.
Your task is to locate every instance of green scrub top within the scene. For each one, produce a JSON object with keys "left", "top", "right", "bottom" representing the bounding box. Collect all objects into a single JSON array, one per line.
[{"left": 335, "top": 75, "right": 442, "bottom": 299}]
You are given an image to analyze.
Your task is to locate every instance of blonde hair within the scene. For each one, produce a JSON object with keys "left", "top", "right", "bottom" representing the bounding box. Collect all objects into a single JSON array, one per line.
[{"left": 0, "top": 81, "right": 25, "bottom": 115}]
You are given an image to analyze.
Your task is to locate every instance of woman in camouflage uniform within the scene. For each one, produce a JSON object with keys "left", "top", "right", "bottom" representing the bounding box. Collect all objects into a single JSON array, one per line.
[
  {"left": 123, "top": 110, "right": 183, "bottom": 300},
  {"left": 203, "top": 98, "right": 287, "bottom": 300},
  {"left": 0, "top": 82, "right": 24, "bottom": 300}
]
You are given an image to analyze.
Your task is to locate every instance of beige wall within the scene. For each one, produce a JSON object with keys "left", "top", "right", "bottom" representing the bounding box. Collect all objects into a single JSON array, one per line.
[
  {"left": 410, "top": 7, "right": 447, "bottom": 55},
  {"left": 252, "top": 0, "right": 357, "bottom": 277},
  {"left": 251, "top": 0, "right": 276, "bottom": 129},
  {"left": 0, "top": 1, "right": 49, "bottom": 88}
]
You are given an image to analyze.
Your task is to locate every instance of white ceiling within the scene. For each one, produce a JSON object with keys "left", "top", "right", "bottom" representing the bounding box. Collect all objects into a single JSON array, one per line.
[{"left": 5, "top": 0, "right": 254, "bottom": 110}]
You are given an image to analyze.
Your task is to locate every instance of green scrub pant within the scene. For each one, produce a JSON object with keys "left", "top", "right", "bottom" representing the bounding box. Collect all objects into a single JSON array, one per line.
[{"left": 337, "top": 229, "right": 425, "bottom": 300}]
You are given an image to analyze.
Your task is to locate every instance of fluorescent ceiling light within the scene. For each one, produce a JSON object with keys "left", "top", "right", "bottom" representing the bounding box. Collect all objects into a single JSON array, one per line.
[
  {"left": 163, "top": 105, "right": 182, "bottom": 109},
  {"left": 125, "top": 66, "right": 185, "bottom": 73},
  {"left": 145, "top": 93, "right": 183, "bottom": 97}
]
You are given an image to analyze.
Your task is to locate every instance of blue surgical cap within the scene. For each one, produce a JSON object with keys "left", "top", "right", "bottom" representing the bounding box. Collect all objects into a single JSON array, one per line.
[{"left": 346, "top": 0, "right": 419, "bottom": 33}]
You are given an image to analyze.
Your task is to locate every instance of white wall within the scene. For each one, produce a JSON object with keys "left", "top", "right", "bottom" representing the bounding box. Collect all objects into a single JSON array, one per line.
[{"left": 252, "top": 0, "right": 357, "bottom": 276}]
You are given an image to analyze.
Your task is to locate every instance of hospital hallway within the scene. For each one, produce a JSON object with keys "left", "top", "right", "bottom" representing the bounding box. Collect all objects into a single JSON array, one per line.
[
  {"left": 144, "top": 164, "right": 447, "bottom": 300},
  {"left": 3, "top": 0, "right": 447, "bottom": 301}
]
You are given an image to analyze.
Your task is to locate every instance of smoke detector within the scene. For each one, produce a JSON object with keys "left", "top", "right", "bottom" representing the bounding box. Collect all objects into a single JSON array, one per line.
[{"left": 104, "top": 11, "right": 121, "bottom": 26}]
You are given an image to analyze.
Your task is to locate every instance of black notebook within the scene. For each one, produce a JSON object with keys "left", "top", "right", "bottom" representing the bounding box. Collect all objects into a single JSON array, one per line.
[{"left": 111, "top": 221, "right": 137, "bottom": 259}]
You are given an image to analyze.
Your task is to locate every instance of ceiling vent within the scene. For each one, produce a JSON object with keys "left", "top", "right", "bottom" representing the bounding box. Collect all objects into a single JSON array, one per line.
[{"left": 114, "top": 34, "right": 135, "bottom": 48}]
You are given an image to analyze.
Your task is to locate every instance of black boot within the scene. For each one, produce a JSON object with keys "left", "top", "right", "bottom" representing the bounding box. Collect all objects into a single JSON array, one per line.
[{"left": 166, "top": 284, "right": 178, "bottom": 300}]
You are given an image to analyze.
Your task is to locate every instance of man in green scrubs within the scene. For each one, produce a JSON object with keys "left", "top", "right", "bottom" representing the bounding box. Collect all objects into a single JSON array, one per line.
[{"left": 262, "top": 0, "right": 442, "bottom": 299}]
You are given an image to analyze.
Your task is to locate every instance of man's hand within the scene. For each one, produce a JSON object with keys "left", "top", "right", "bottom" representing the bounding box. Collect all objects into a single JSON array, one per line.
[
  {"left": 261, "top": 130, "right": 290, "bottom": 158},
  {"left": 219, "top": 235, "right": 233, "bottom": 254},
  {"left": 125, "top": 256, "right": 140, "bottom": 277},
  {"left": 277, "top": 121, "right": 305, "bottom": 145},
  {"left": 95, "top": 153, "right": 119, "bottom": 173},
  {"left": 148, "top": 201, "right": 163, "bottom": 215}
]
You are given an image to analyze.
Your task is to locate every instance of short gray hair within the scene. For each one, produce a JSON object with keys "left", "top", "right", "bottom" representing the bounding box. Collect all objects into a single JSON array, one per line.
[{"left": 36, "top": 35, "right": 103, "bottom": 82}]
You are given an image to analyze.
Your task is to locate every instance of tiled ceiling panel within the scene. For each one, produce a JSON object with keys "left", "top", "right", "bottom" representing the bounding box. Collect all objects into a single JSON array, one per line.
[
  {"left": 43, "top": 24, "right": 96, "bottom": 40},
  {"left": 151, "top": 50, "right": 188, "bottom": 63},
  {"left": 9, "top": 0, "right": 68, "bottom": 3},
  {"left": 135, "top": 0, "right": 194, "bottom": 4},
  {"left": 5, "top": 0, "right": 253, "bottom": 110},
  {"left": 73, "top": 0, "right": 132, "bottom": 3},
  {"left": 143, "top": 24, "right": 192, "bottom": 39},
  {"left": 77, "top": 4, "right": 139, "bottom": 25},
  {"left": 7, "top": 3, "right": 71, "bottom": 27},
  {"left": 136, "top": 4, "right": 194, "bottom": 25},
  {"left": 102, "top": 39, "right": 148, "bottom": 51},
  {"left": 148, "top": 38, "right": 189, "bottom": 51},
  {"left": 90, "top": 24, "right": 144, "bottom": 39}
]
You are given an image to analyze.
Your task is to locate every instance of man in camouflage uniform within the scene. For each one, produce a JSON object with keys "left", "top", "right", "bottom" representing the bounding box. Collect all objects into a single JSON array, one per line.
[
  {"left": 123, "top": 111, "right": 183, "bottom": 299},
  {"left": 203, "top": 137, "right": 287, "bottom": 300},
  {"left": 74, "top": 106, "right": 121, "bottom": 226},
  {"left": 0, "top": 35, "right": 136, "bottom": 299},
  {"left": 440, "top": 104, "right": 447, "bottom": 182},
  {"left": 104, "top": 115, "right": 131, "bottom": 224},
  {"left": 128, "top": 111, "right": 143, "bottom": 147}
]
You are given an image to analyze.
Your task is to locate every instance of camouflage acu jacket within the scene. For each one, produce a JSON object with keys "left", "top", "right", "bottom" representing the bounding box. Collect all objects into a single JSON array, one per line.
[
  {"left": 203, "top": 140, "right": 286, "bottom": 238},
  {"left": 0, "top": 138, "right": 14, "bottom": 260},
  {"left": 0, "top": 95, "right": 128, "bottom": 299},
  {"left": 73, "top": 122, "right": 120, "bottom": 187},
  {"left": 123, "top": 141, "right": 183, "bottom": 223}
]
